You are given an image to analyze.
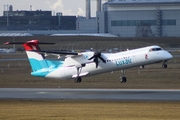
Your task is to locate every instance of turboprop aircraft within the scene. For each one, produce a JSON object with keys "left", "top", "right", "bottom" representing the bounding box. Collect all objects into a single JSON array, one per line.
[{"left": 5, "top": 40, "right": 173, "bottom": 83}]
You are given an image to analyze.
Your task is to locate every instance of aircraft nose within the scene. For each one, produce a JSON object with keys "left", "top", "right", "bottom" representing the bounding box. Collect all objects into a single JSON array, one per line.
[{"left": 162, "top": 51, "right": 173, "bottom": 60}]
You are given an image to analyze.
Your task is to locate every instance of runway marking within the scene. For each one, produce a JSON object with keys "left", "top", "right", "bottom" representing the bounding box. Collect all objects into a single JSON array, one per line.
[{"left": 37, "top": 92, "right": 47, "bottom": 94}]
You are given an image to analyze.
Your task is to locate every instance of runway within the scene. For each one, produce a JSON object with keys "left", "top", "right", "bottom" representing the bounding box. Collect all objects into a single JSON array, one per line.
[{"left": 0, "top": 88, "right": 180, "bottom": 101}]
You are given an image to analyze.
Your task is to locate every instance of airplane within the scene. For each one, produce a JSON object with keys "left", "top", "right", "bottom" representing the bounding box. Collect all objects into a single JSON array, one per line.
[{"left": 5, "top": 40, "right": 173, "bottom": 83}]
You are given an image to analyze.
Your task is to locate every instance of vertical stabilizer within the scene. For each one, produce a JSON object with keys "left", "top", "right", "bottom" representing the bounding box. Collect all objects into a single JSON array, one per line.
[{"left": 23, "top": 40, "right": 48, "bottom": 72}]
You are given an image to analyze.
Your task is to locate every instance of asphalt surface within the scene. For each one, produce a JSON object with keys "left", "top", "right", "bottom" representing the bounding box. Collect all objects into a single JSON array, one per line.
[{"left": 0, "top": 88, "right": 180, "bottom": 101}]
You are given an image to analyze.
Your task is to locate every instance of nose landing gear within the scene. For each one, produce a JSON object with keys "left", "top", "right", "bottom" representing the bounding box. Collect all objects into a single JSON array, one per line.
[
  {"left": 162, "top": 61, "right": 168, "bottom": 68},
  {"left": 120, "top": 77, "right": 127, "bottom": 83}
]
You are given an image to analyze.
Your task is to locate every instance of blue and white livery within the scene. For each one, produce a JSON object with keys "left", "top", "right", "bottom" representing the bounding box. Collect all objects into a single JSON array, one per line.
[{"left": 5, "top": 40, "right": 173, "bottom": 83}]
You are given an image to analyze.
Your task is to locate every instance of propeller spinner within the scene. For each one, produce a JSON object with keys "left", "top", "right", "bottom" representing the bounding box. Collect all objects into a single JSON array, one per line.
[{"left": 88, "top": 51, "right": 106, "bottom": 68}]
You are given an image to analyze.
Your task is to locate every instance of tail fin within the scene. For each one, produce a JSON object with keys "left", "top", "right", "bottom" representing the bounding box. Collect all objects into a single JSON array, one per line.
[
  {"left": 23, "top": 40, "right": 48, "bottom": 71},
  {"left": 5, "top": 40, "right": 55, "bottom": 72}
]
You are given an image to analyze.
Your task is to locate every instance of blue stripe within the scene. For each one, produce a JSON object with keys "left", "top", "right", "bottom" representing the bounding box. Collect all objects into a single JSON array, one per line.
[
  {"left": 29, "top": 58, "right": 64, "bottom": 77},
  {"left": 31, "top": 70, "right": 51, "bottom": 77}
]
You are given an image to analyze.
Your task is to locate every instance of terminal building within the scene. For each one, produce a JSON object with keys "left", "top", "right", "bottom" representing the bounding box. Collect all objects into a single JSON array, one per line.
[
  {"left": 0, "top": 5, "right": 76, "bottom": 31},
  {"left": 1, "top": 0, "right": 180, "bottom": 37},
  {"left": 79, "top": 0, "right": 180, "bottom": 37}
]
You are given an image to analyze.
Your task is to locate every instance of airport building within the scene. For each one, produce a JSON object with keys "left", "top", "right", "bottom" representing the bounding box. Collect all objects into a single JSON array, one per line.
[
  {"left": 0, "top": 5, "right": 76, "bottom": 31},
  {"left": 80, "top": 0, "right": 180, "bottom": 37},
  {"left": 1, "top": 0, "right": 180, "bottom": 37}
]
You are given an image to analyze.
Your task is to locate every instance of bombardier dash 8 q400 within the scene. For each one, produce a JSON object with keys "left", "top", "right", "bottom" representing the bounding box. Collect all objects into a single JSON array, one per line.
[{"left": 5, "top": 40, "right": 173, "bottom": 83}]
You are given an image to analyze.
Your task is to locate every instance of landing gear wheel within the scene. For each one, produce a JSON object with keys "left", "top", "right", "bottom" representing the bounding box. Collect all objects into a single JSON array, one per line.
[
  {"left": 120, "top": 69, "right": 127, "bottom": 83},
  {"left": 120, "top": 77, "right": 127, "bottom": 83},
  {"left": 78, "top": 77, "right": 82, "bottom": 83},
  {"left": 162, "top": 64, "right": 167, "bottom": 68},
  {"left": 162, "top": 60, "right": 168, "bottom": 69},
  {"left": 74, "top": 78, "right": 78, "bottom": 83},
  {"left": 74, "top": 77, "right": 82, "bottom": 83}
]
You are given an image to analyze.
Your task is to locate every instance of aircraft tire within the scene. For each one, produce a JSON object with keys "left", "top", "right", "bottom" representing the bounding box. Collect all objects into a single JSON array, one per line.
[
  {"left": 74, "top": 77, "right": 82, "bottom": 83},
  {"left": 78, "top": 77, "right": 82, "bottom": 83},
  {"left": 162, "top": 64, "right": 167, "bottom": 68},
  {"left": 74, "top": 78, "right": 78, "bottom": 83},
  {"left": 123, "top": 77, "right": 127, "bottom": 83},
  {"left": 120, "top": 77, "right": 127, "bottom": 83}
]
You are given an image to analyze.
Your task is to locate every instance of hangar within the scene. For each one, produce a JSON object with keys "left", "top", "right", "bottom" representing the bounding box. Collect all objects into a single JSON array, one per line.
[{"left": 81, "top": 0, "right": 180, "bottom": 37}]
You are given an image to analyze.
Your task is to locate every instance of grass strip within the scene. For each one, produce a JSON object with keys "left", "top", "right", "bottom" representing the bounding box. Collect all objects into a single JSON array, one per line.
[{"left": 0, "top": 100, "right": 180, "bottom": 120}]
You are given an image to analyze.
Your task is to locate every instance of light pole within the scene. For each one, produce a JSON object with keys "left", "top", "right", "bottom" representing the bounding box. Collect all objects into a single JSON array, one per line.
[
  {"left": 13, "top": 36, "right": 15, "bottom": 50},
  {"left": 6, "top": 4, "right": 9, "bottom": 26}
]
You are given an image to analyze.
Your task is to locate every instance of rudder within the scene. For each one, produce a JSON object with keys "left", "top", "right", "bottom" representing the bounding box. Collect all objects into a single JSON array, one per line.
[{"left": 23, "top": 40, "right": 49, "bottom": 72}]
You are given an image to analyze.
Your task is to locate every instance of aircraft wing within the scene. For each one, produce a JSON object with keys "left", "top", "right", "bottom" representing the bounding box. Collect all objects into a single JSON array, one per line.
[
  {"left": 31, "top": 50, "right": 92, "bottom": 67},
  {"left": 62, "top": 55, "right": 93, "bottom": 67},
  {"left": 31, "top": 50, "right": 80, "bottom": 55}
]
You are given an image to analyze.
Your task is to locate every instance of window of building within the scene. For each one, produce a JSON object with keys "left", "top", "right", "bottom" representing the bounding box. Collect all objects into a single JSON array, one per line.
[{"left": 111, "top": 20, "right": 176, "bottom": 26}]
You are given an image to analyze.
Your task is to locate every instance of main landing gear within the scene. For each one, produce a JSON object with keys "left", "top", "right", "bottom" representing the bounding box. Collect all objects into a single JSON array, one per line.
[
  {"left": 120, "top": 69, "right": 127, "bottom": 83},
  {"left": 74, "top": 77, "right": 82, "bottom": 83},
  {"left": 74, "top": 66, "right": 83, "bottom": 83}
]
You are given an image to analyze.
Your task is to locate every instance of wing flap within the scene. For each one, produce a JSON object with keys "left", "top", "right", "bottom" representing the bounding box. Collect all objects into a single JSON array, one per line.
[
  {"left": 63, "top": 56, "right": 92, "bottom": 67},
  {"left": 72, "top": 72, "right": 89, "bottom": 78},
  {"left": 30, "top": 50, "right": 92, "bottom": 67}
]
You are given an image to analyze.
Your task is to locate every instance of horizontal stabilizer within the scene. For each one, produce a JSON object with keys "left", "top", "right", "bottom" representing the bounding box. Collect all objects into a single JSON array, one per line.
[
  {"left": 4, "top": 41, "right": 55, "bottom": 45},
  {"left": 31, "top": 50, "right": 79, "bottom": 55}
]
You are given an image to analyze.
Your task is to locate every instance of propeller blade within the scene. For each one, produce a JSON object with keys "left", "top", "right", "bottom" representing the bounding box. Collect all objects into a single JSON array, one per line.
[
  {"left": 88, "top": 46, "right": 106, "bottom": 68},
  {"left": 88, "top": 56, "right": 94, "bottom": 60},
  {"left": 94, "top": 57, "right": 99, "bottom": 68},
  {"left": 99, "top": 56, "right": 106, "bottom": 63}
]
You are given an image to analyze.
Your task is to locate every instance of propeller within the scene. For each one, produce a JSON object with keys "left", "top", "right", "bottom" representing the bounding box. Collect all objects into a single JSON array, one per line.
[{"left": 88, "top": 50, "right": 106, "bottom": 68}]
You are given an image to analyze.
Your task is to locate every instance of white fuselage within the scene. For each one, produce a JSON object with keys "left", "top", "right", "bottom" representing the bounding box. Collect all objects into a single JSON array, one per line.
[{"left": 40, "top": 45, "right": 173, "bottom": 79}]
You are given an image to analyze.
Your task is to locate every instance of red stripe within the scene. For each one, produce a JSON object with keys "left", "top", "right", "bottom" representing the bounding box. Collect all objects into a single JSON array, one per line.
[{"left": 23, "top": 40, "right": 40, "bottom": 51}]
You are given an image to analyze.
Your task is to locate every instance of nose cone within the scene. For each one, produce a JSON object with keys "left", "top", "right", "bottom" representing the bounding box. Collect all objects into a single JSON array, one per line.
[{"left": 162, "top": 51, "right": 173, "bottom": 60}]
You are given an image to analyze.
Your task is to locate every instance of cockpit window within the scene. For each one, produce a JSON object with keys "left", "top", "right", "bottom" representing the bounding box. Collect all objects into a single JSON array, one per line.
[
  {"left": 155, "top": 48, "right": 162, "bottom": 51},
  {"left": 149, "top": 47, "right": 163, "bottom": 52}
]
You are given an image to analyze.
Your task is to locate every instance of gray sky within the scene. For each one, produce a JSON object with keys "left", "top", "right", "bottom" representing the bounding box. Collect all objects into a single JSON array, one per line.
[{"left": 0, "top": 0, "right": 103, "bottom": 17}]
